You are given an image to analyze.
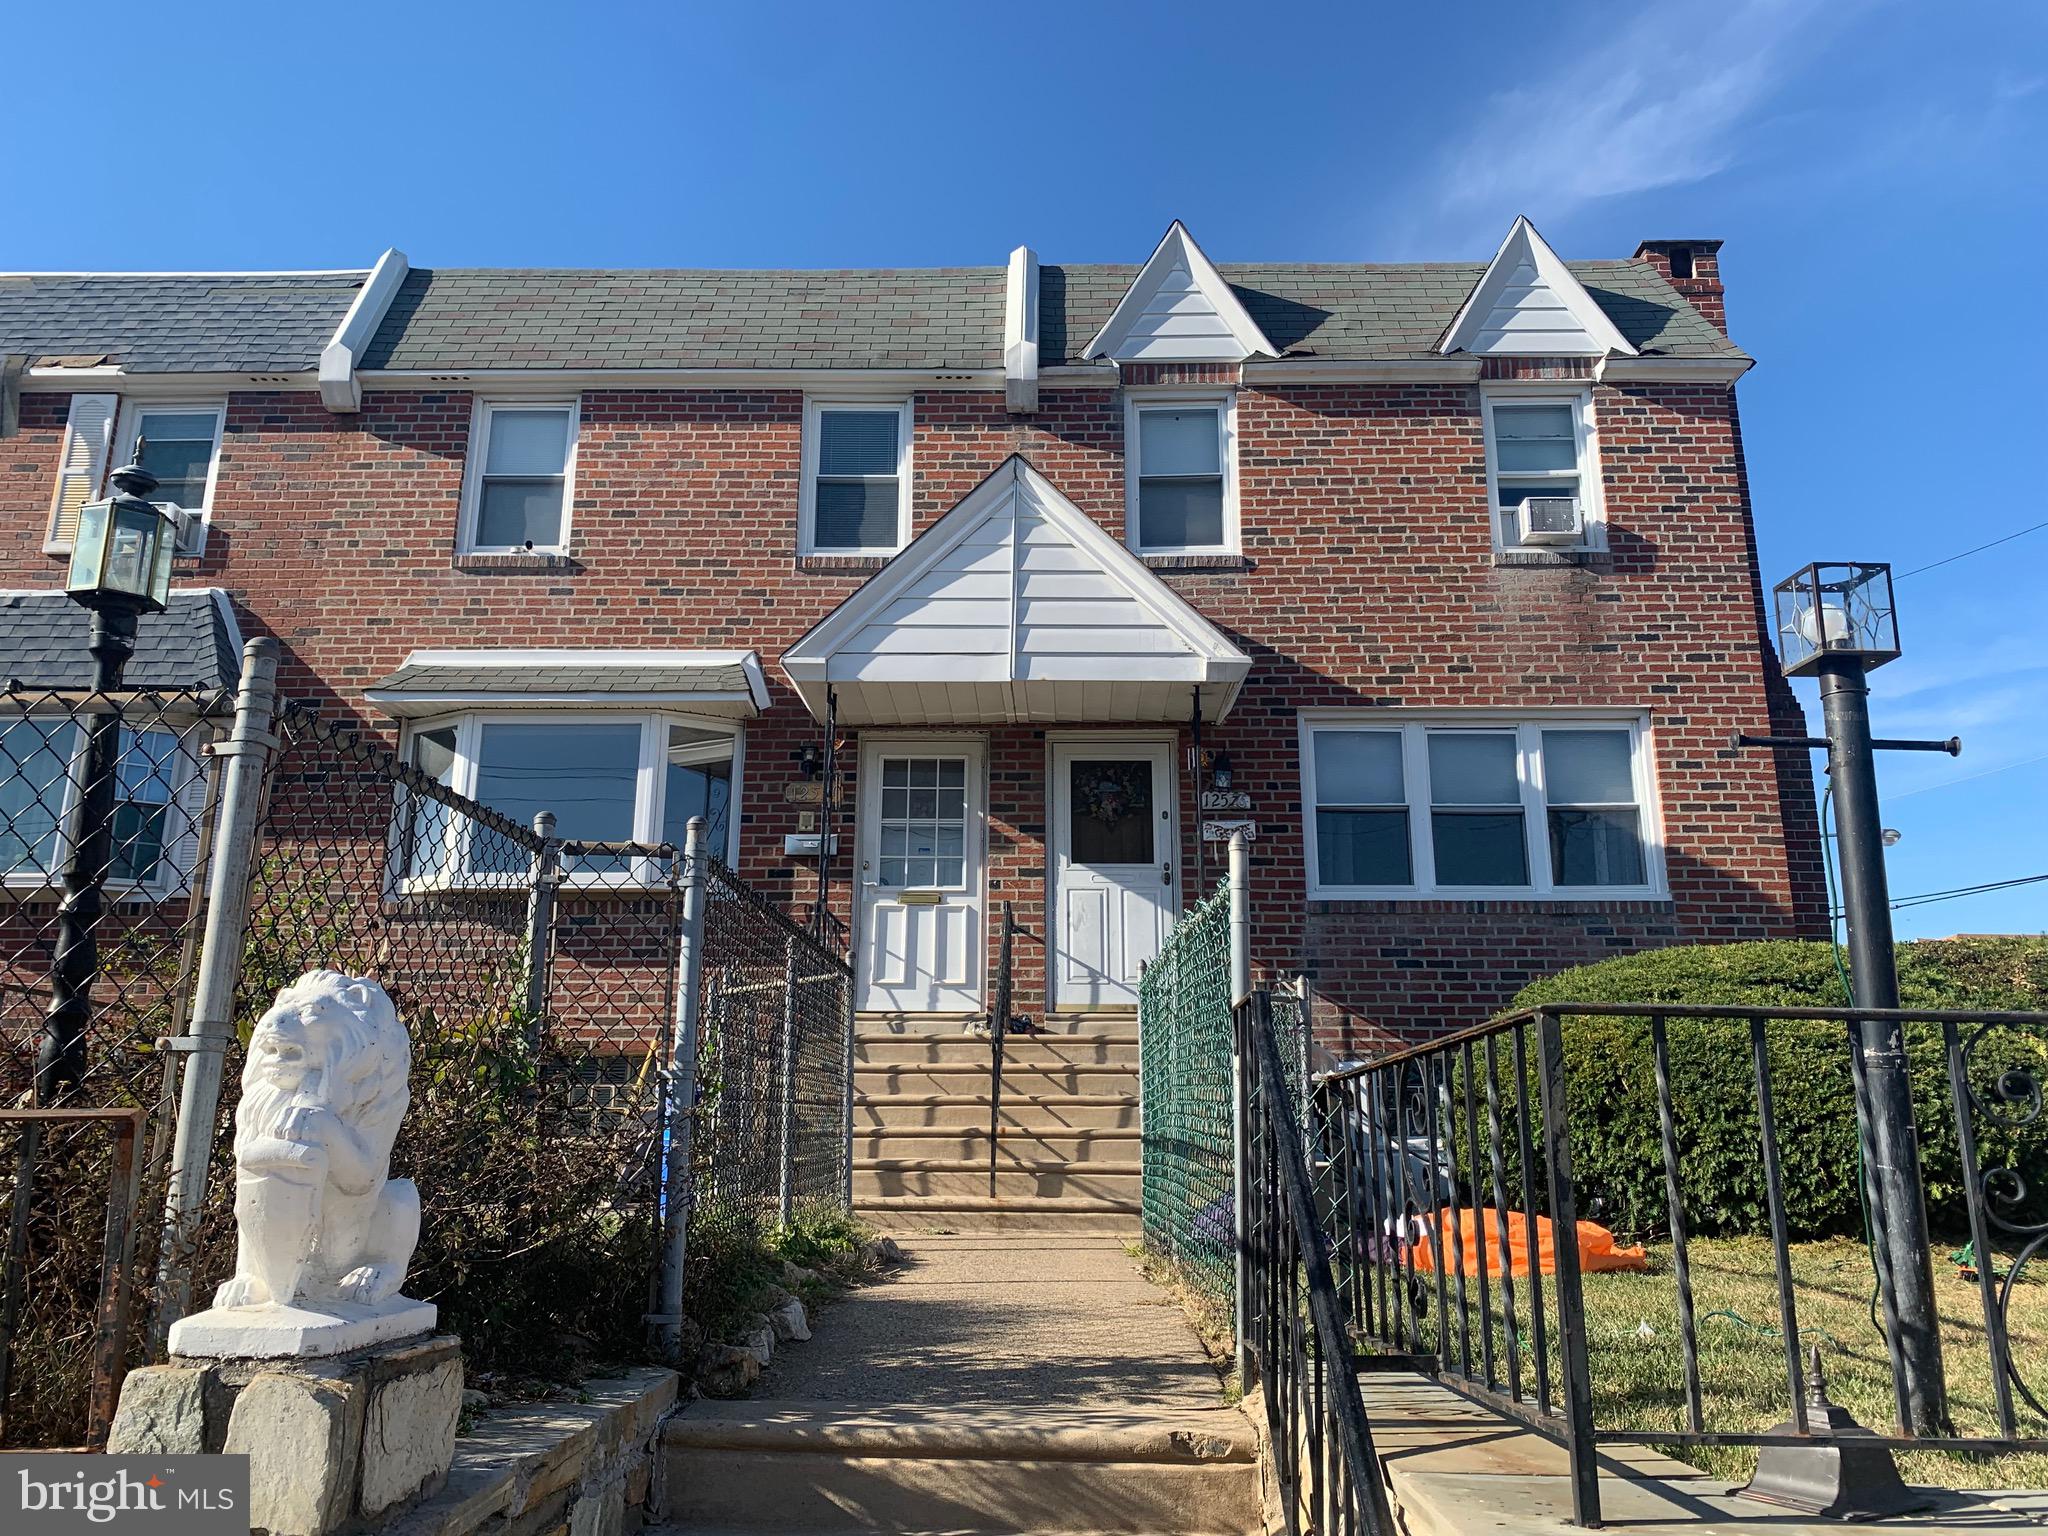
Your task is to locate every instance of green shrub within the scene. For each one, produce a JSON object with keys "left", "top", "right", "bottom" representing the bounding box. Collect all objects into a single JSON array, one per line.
[{"left": 1502, "top": 938, "right": 2048, "bottom": 1241}]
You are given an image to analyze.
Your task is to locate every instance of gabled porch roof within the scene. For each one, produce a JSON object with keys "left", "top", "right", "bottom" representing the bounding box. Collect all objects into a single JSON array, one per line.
[{"left": 782, "top": 457, "right": 1250, "bottom": 727}]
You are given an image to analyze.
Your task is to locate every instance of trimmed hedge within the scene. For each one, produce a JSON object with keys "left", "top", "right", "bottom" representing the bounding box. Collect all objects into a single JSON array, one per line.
[{"left": 1502, "top": 938, "right": 2048, "bottom": 1241}]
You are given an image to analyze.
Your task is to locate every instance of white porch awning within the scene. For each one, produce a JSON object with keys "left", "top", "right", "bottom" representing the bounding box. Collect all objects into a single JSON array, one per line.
[
  {"left": 364, "top": 649, "right": 770, "bottom": 718},
  {"left": 782, "top": 456, "right": 1250, "bottom": 727}
]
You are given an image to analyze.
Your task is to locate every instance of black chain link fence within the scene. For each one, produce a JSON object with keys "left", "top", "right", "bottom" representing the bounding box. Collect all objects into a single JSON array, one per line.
[
  {"left": 0, "top": 686, "right": 230, "bottom": 1447},
  {"left": 2, "top": 678, "right": 853, "bottom": 1445},
  {"left": 689, "top": 860, "right": 852, "bottom": 1278}
]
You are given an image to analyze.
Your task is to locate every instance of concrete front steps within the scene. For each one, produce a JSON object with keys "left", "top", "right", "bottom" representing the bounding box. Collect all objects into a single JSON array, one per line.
[
  {"left": 661, "top": 1403, "right": 1260, "bottom": 1535},
  {"left": 854, "top": 1012, "right": 1142, "bottom": 1234}
]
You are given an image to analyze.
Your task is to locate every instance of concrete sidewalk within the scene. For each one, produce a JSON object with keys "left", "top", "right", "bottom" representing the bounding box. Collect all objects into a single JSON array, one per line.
[{"left": 755, "top": 1233, "right": 1224, "bottom": 1409}]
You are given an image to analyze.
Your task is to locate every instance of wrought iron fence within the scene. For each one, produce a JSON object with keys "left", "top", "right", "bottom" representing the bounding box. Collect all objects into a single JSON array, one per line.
[
  {"left": 1239, "top": 989, "right": 1394, "bottom": 1536},
  {"left": 1138, "top": 878, "right": 1308, "bottom": 1323},
  {"left": 1313, "top": 1002, "right": 2048, "bottom": 1526},
  {"left": 0, "top": 684, "right": 230, "bottom": 1447}
]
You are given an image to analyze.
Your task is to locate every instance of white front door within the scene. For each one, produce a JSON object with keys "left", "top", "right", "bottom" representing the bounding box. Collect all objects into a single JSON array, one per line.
[
  {"left": 857, "top": 739, "right": 985, "bottom": 1013},
  {"left": 1052, "top": 741, "right": 1178, "bottom": 1009}
]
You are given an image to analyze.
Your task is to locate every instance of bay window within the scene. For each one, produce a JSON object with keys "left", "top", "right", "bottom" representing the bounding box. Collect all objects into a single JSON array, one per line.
[
  {"left": 1300, "top": 714, "right": 1660, "bottom": 897},
  {"left": 400, "top": 712, "right": 740, "bottom": 885},
  {"left": 0, "top": 720, "right": 207, "bottom": 893}
]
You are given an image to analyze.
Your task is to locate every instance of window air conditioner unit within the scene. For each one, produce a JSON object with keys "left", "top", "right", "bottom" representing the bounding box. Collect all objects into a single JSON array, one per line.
[{"left": 1517, "top": 496, "right": 1584, "bottom": 546}]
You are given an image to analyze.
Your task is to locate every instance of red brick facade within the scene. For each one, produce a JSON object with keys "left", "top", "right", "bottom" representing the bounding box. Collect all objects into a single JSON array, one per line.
[{"left": 1, "top": 358, "right": 1825, "bottom": 1049}]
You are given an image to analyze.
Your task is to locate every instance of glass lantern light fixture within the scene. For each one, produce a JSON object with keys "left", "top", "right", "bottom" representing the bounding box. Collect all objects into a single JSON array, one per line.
[
  {"left": 1772, "top": 561, "right": 1900, "bottom": 677},
  {"left": 66, "top": 458, "right": 180, "bottom": 614}
]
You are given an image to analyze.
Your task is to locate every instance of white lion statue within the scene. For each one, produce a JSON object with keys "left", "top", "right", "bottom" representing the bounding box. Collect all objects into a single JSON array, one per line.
[{"left": 212, "top": 970, "right": 421, "bottom": 1312}]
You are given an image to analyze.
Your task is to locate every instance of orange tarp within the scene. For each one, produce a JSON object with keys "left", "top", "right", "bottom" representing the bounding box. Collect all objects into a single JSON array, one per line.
[{"left": 1410, "top": 1208, "right": 1648, "bottom": 1278}]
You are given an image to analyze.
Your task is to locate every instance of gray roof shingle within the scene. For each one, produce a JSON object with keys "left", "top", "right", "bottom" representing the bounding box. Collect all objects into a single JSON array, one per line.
[
  {"left": 365, "top": 258, "right": 1741, "bottom": 372},
  {"left": 0, "top": 590, "right": 239, "bottom": 691},
  {"left": 0, "top": 256, "right": 1741, "bottom": 377},
  {"left": 361, "top": 267, "right": 1007, "bottom": 371},
  {"left": 0, "top": 273, "right": 365, "bottom": 372}
]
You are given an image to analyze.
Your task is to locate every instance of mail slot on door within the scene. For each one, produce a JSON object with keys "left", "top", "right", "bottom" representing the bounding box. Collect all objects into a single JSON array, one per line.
[{"left": 898, "top": 890, "right": 943, "bottom": 907}]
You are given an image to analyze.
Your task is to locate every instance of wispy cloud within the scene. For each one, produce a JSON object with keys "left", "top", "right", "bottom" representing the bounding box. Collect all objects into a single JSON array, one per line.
[{"left": 1382, "top": 0, "right": 1839, "bottom": 255}]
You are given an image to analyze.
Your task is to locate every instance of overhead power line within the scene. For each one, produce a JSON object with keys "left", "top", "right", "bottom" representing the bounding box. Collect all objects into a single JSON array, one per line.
[
  {"left": 1895, "top": 517, "right": 2048, "bottom": 580},
  {"left": 1879, "top": 871, "right": 2048, "bottom": 914}
]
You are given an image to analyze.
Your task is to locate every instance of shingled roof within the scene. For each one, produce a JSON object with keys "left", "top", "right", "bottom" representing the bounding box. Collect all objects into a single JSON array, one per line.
[
  {"left": 0, "top": 273, "right": 367, "bottom": 373},
  {"left": 0, "top": 253, "right": 1740, "bottom": 375},
  {"left": 361, "top": 257, "right": 1739, "bottom": 371},
  {"left": 0, "top": 589, "right": 241, "bottom": 690}
]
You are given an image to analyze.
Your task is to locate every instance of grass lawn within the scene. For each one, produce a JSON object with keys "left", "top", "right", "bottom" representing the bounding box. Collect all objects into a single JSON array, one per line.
[{"left": 1571, "top": 1235, "right": 2048, "bottom": 1489}]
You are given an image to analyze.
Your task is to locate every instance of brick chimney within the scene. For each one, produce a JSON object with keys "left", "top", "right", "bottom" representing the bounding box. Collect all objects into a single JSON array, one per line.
[{"left": 1634, "top": 239, "right": 1727, "bottom": 334}]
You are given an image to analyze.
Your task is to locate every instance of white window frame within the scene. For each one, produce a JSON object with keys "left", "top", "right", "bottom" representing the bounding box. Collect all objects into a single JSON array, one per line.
[
  {"left": 116, "top": 400, "right": 226, "bottom": 556},
  {"left": 1298, "top": 711, "right": 1665, "bottom": 900},
  {"left": 1, "top": 719, "right": 211, "bottom": 900},
  {"left": 395, "top": 709, "right": 742, "bottom": 893},
  {"left": 457, "top": 398, "right": 581, "bottom": 556},
  {"left": 799, "top": 397, "right": 914, "bottom": 556},
  {"left": 1479, "top": 389, "right": 1604, "bottom": 554},
  {"left": 1123, "top": 390, "right": 1239, "bottom": 556}
]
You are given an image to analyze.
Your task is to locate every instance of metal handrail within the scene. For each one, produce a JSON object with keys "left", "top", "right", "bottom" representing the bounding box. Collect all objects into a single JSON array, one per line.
[
  {"left": 1239, "top": 990, "right": 1395, "bottom": 1536},
  {"left": 1312, "top": 999, "right": 2048, "bottom": 1527},
  {"left": 987, "top": 902, "right": 1016, "bottom": 1197}
]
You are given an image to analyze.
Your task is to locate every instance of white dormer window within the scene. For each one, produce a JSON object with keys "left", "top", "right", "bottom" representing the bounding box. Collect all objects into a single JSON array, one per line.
[
  {"left": 801, "top": 398, "right": 913, "bottom": 556},
  {"left": 460, "top": 400, "right": 579, "bottom": 554},
  {"left": 1124, "top": 394, "right": 1237, "bottom": 555},
  {"left": 1481, "top": 392, "right": 1602, "bottom": 552}
]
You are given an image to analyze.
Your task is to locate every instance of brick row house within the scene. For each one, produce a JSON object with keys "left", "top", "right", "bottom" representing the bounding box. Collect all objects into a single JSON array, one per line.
[{"left": 0, "top": 219, "right": 1825, "bottom": 1050}]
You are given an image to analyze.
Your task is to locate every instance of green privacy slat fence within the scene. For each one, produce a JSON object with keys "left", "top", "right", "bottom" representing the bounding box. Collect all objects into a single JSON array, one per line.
[{"left": 1138, "top": 879, "right": 1307, "bottom": 1322}]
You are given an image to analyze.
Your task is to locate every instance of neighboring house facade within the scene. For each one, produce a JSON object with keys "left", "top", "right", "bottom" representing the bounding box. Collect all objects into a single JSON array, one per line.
[{"left": 0, "top": 219, "right": 1825, "bottom": 1046}]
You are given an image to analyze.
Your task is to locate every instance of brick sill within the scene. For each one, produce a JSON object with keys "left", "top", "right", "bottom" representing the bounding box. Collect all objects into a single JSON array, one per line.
[
  {"left": 797, "top": 554, "right": 891, "bottom": 575},
  {"left": 1141, "top": 553, "right": 1255, "bottom": 573},
  {"left": 453, "top": 553, "right": 582, "bottom": 576},
  {"left": 1309, "top": 897, "right": 1677, "bottom": 916},
  {"left": 1494, "top": 549, "right": 1607, "bottom": 570}
]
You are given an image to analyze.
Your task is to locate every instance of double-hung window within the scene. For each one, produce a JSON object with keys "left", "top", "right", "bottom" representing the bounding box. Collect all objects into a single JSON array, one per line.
[
  {"left": 1481, "top": 392, "right": 1599, "bottom": 552},
  {"left": 400, "top": 712, "right": 740, "bottom": 886},
  {"left": 1125, "top": 395, "right": 1236, "bottom": 554},
  {"left": 1300, "top": 715, "right": 1660, "bottom": 897},
  {"left": 802, "top": 399, "right": 911, "bottom": 555},
  {"left": 461, "top": 401, "right": 578, "bottom": 553}
]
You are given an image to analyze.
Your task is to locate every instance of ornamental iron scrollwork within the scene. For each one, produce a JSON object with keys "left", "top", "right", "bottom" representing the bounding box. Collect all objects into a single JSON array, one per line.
[{"left": 1955, "top": 1020, "right": 2048, "bottom": 1425}]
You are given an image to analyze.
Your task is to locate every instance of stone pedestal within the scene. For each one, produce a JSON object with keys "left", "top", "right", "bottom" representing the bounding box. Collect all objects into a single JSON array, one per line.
[{"left": 109, "top": 1332, "right": 461, "bottom": 1536}]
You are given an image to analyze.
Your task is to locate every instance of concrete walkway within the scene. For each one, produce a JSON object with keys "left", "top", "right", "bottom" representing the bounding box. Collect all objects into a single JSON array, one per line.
[
  {"left": 660, "top": 1233, "right": 1260, "bottom": 1534},
  {"left": 756, "top": 1233, "right": 1223, "bottom": 1409}
]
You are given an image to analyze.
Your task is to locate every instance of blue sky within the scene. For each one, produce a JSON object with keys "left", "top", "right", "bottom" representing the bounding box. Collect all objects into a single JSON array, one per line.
[{"left": 7, "top": 0, "right": 2045, "bottom": 935}]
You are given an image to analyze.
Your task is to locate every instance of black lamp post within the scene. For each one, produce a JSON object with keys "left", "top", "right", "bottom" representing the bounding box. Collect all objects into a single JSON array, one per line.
[
  {"left": 37, "top": 455, "right": 179, "bottom": 1103},
  {"left": 1749, "top": 561, "right": 1956, "bottom": 1438}
]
